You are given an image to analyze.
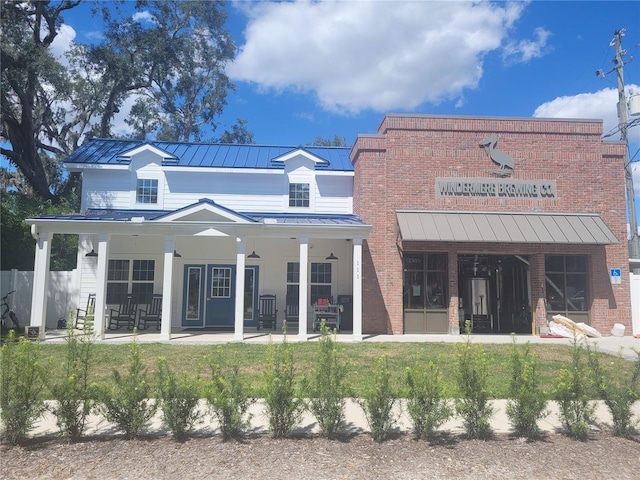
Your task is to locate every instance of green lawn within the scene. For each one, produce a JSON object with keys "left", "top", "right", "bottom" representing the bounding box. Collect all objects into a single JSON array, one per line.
[{"left": 32, "top": 338, "right": 635, "bottom": 399}]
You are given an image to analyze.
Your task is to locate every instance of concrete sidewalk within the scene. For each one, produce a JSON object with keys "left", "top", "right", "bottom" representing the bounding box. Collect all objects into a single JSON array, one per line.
[
  {"left": 24, "top": 333, "right": 640, "bottom": 440},
  {"left": 40, "top": 329, "right": 640, "bottom": 360},
  {"left": 30, "top": 398, "right": 640, "bottom": 439}
]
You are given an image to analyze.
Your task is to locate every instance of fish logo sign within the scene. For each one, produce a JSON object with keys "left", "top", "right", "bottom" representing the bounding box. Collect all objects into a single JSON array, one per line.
[{"left": 479, "top": 134, "right": 515, "bottom": 177}]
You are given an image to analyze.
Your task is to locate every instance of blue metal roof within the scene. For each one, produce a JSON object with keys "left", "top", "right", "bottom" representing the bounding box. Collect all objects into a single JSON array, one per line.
[
  {"left": 35, "top": 209, "right": 170, "bottom": 221},
  {"left": 64, "top": 138, "right": 354, "bottom": 172},
  {"left": 246, "top": 213, "right": 366, "bottom": 225},
  {"left": 35, "top": 209, "right": 367, "bottom": 226}
]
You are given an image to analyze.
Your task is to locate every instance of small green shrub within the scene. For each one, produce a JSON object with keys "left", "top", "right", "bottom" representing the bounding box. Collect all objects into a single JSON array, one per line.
[
  {"left": 0, "top": 331, "right": 47, "bottom": 445},
  {"left": 505, "top": 336, "right": 548, "bottom": 439},
  {"left": 95, "top": 335, "right": 157, "bottom": 439},
  {"left": 303, "top": 322, "right": 350, "bottom": 439},
  {"left": 262, "top": 328, "right": 304, "bottom": 438},
  {"left": 552, "top": 336, "right": 596, "bottom": 440},
  {"left": 454, "top": 330, "right": 495, "bottom": 440},
  {"left": 204, "top": 346, "right": 255, "bottom": 440},
  {"left": 157, "top": 357, "right": 203, "bottom": 441},
  {"left": 588, "top": 346, "right": 640, "bottom": 438},
  {"left": 359, "top": 355, "right": 397, "bottom": 442},
  {"left": 405, "top": 357, "right": 453, "bottom": 440},
  {"left": 44, "top": 322, "right": 95, "bottom": 442}
]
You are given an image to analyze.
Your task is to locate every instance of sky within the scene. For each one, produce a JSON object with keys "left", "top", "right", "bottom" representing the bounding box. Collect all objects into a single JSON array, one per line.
[{"left": 43, "top": 0, "right": 640, "bottom": 228}]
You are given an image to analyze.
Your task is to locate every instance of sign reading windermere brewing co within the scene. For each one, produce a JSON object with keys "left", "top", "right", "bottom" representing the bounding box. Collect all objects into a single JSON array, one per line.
[
  {"left": 436, "top": 135, "right": 557, "bottom": 199},
  {"left": 436, "top": 178, "right": 557, "bottom": 198}
]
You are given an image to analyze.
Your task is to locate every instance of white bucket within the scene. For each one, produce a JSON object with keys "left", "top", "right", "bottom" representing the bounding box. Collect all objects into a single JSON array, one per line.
[{"left": 611, "top": 323, "right": 625, "bottom": 337}]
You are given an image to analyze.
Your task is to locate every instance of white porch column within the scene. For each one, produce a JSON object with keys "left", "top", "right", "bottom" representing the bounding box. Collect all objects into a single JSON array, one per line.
[
  {"left": 297, "top": 237, "right": 309, "bottom": 341},
  {"left": 160, "top": 235, "right": 175, "bottom": 341},
  {"left": 234, "top": 237, "right": 246, "bottom": 341},
  {"left": 94, "top": 233, "right": 110, "bottom": 340},
  {"left": 352, "top": 239, "right": 363, "bottom": 342},
  {"left": 30, "top": 231, "right": 51, "bottom": 337}
]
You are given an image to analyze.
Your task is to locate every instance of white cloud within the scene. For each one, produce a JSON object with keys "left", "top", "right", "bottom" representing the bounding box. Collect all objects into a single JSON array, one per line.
[
  {"left": 133, "top": 11, "right": 156, "bottom": 24},
  {"left": 229, "top": 0, "right": 528, "bottom": 114},
  {"left": 502, "top": 26, "right": 551, "bottom": 64},
  {"left": 50, "top": 24, "right": 76, "bottom": 64},
  {"left": 533, "top": 87, "right": 640, "bottom": 197},
  {"left": 533, "top": 87, "right": 640, "bottom": 143}
]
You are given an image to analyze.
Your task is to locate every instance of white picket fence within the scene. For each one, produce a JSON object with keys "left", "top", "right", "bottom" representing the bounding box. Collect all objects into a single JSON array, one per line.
[{"left": 1, "top": 269, "right": 639, "bottom": 335}]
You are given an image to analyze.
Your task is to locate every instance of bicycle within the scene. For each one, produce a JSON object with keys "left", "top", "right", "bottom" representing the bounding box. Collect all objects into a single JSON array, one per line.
[{"left": 1, "top": 290, "right": 23, "bottom": 331}]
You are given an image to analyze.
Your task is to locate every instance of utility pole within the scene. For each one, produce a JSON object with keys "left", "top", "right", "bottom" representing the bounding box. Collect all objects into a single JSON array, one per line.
[{"left": 598, "top": 28, "right": 639, "bottom": 259}]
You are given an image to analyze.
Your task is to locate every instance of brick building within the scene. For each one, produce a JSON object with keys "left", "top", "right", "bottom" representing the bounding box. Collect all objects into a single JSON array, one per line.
[{"left": 351, "top": 114, "right": 630, "bottom": 335}]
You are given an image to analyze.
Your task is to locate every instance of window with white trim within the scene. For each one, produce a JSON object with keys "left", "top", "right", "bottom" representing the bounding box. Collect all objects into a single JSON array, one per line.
[
  {"left": 286, "top": 262, "right": 300, "bottom": 313},
  {"left": 289, "top": 183, "right": 309, "bottom": 207},
  {"left": 136, "top": 178, "right": 158, "bottom": 204},
  {"left": 310, "top": 262, "right": 332, "bottom": 304},
  {"left": 210, "top": 267, "right": 232, "bottom": 298},
  {"left": 107, "top": 259, "right": 155, "bottom": 304}
]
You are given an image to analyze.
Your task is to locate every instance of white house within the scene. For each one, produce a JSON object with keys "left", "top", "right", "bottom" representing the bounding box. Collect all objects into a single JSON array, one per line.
[{"left": 27, "top": 139, "right": 371, "bottom": 341}]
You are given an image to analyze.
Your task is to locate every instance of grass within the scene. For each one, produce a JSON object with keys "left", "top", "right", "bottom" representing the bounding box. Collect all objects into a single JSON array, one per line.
[{"left": 30, "top": 341, "right": 635, "bottom": 399}]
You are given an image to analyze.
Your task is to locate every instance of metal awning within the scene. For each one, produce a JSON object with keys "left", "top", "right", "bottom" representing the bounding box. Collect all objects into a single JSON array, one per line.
[{"left": 396, "top": 211, "right": 618, "bottom": 244}]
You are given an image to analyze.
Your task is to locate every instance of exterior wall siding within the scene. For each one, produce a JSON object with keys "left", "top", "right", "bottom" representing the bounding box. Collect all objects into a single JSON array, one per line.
[
  {"left": 352, "top": 115, "right": 630, "bottom": 335},
  {"left": 82, "top": 168, "right": 353, "bottom": 215}
]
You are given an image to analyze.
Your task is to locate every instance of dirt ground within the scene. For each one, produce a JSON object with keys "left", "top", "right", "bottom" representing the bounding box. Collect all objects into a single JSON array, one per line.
[{"left": 2, "top": 431, "right": 639, "bottom": 480}]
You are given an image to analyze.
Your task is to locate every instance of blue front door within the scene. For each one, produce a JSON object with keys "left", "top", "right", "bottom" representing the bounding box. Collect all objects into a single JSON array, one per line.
[
  {"left": 206, "top": 265, "right": 235, "bottom": 327},
  {"left": 182, "top": 264, "right": 259, "bottom": 328}
]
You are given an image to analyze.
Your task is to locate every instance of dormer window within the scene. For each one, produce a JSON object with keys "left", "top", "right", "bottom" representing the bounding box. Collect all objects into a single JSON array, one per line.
[
  {"left": 289, "top": 183, "right": 309, "bottom": 207},
  {"left": 136, "top": 179, "right": 158, "bottom": 204}
]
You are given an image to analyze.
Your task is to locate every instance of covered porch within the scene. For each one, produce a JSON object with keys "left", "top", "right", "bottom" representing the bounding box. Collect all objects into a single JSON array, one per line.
[{"left": 27, "top": 201, "right": 371, "bottom": 342}]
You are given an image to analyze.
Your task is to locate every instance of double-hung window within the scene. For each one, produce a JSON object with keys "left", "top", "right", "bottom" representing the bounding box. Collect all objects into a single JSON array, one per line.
[
  {"left": 310, "top": 262, "right": 332, "bottom": 304},
  {"left": 136, "top": 179, "right": 158, "bottom": 204},
  {"left": 289, "top": 183, "right": 309, "bottom": 207},
  {"left": 107, "top": 259, "right": 155, "bottom": 304}
]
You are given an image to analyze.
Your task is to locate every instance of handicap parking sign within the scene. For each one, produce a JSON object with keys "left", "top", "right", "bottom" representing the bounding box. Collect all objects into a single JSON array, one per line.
[{"left": 610, "top": 268, "right": 621, "bottom": 285}]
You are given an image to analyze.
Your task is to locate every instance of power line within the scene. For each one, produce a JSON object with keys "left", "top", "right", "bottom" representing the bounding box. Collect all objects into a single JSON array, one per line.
[{"left": 597, "top": 28, "right": 639, "bottom": 258}]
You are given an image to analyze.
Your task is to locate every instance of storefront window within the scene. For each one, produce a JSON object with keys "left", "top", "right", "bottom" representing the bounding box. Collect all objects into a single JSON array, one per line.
[
  {"left": 403, "top": 253, "right": 447, "bottom": 310},
  {"left": 545, "top": 255, "right": 588, "bottom": 312}
]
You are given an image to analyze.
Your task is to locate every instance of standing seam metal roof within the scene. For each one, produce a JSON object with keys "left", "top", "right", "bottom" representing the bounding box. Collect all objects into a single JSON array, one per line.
[
  {"left": 64, "top": 138, "right": 354, "bottom": 171},
  {"left": 396, "top": 212, "right": 618, "bottom": 244},
  {"left": 34, "top": 209, "right": 367, "bottom": 226}
]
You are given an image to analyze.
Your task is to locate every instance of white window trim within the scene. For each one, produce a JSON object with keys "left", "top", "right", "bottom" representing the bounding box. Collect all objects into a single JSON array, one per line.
[
  {"left": 106, "top": 257, "right": 159, "bottom": 304},
  {"left": 130, "top": 172, "right": 165, "bottom": 209},
  {"left": 285, "top": 175, "right": 316, "bottom": 212}
]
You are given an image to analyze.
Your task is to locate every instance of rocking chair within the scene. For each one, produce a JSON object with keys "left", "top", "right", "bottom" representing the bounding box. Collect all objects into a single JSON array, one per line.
[
  {"left": 138, "top": 295, "right": 162, "bottom": 330},
  {"left": 75, "top": 293, "right": 96, "bottom": 330},
  {"left": 257, "top": 294, "right": 277, "bottom": 330},
  {"left": 108, "top": 295, "right": 137, "bottom": 330}
]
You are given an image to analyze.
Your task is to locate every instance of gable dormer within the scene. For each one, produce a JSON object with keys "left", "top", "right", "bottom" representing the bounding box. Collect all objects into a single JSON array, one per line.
[
  {"left": 118, "top": 144, "right": 176, "bottom": 210},
  {"left": 117, "top": 144, "right": 178, "bottom": 167},
  {"left": 272, "top": 148, "right": 329, "bottom": 212},
  {"left": 271, "top": 147, "right": 330, "bottom": 171}
]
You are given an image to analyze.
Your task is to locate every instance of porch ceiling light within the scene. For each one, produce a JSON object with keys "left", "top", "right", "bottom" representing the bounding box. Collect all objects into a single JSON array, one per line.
[
  {"left": 85, "top": 249, "right": 98, "bottom": 257},
  {"left": 248, "top": 250, "right": 260, "bottom": 259},
  {"left": 326, "top": 252, "right": 338, "bottom": 260}
]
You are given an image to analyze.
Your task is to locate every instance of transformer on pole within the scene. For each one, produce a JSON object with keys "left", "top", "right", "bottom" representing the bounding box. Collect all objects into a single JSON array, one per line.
[{"left": 597, "top": 28, "right": 639, "bottom": 259}]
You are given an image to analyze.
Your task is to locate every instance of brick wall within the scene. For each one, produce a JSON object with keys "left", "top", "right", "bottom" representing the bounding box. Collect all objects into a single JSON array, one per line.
[{"left": 352, "top": 114, "right": 630, "bottom": 335}]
